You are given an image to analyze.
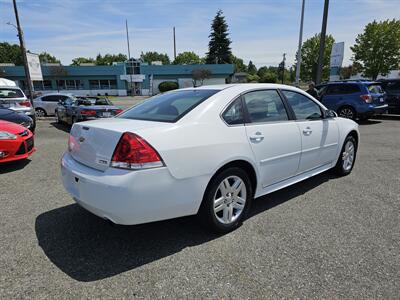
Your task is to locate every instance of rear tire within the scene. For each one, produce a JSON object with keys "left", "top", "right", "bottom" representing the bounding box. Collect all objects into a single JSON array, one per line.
[
  {"left": 337, "top": 106, "right": 356, "bottom": 120},
  {"left": 35, "top": 108, "right": 46, "bottom": 118},
  {"left": 334, "top": 135, "right": 357, "bottom": 176},
  {"left": 198, "top": 167, "right": 253, "bottom": 233}
]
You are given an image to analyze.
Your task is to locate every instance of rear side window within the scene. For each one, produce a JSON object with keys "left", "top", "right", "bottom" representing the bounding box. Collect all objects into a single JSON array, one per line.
[
  {"left": 282, "top": 90, "right": 322, "bottom": 120},
  {"left": 119, "top": 89, "right": 218, "bottom": 122},
  {"left": 0, "top": 88, "right": 24, "bottom": 98},
  {"left": 222, "top": 98, "right": 244, "bottom": 125},
  {"left": 367, "top": 84, "right": 383, "bottom": 94},
  {"left": 243, "top": 90, "right": 288, "bottom": 123},
  {"left": 327, "top": 84, "right": 360, "bottom": 95}
]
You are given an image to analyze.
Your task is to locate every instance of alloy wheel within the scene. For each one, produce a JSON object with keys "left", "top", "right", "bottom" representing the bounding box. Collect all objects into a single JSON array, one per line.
[
  {"left": 35, "top": 109, "right": 45, "bottom": 118},
  {"left": 213, "top": 176, "right": 247, "bottom": 224},
  {"left": 342, "top": 140, "right": 355, "bottom": 171},
  {"left": 338, "top": 108, "right": 354, "bottom": 119}
]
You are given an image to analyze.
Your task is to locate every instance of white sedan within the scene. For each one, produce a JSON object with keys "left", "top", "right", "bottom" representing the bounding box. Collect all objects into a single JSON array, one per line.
[{"left": 61, "top": 84, "right": 359, "bottom": 232}]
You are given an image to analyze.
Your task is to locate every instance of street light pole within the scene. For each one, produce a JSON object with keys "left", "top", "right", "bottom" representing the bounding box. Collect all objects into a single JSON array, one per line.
[
  {"left": 12, "top": 0, "right": 34, "bottom": 101},
  {"left": 295, "top": 0, "right": 305, "bottom": 87},
  {"left": 316, "top": 0, "right": 329, "bottom": 84}
]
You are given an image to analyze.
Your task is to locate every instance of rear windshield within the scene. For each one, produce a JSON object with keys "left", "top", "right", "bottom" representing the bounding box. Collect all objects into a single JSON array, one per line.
[
  {"left": 367, "top": 84, "right": 383, "bottom": 94},
  {"left": 118, "top": 89, "right": 218, "bottom": 122},
  {"left": 0, "top": 88, "right": 24, "bottom": 98}
]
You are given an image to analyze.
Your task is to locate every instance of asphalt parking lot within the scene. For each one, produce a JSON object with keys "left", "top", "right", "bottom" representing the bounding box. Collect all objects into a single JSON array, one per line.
[{"left": 0, "top": 117, "right": 399, "bottom": 299}]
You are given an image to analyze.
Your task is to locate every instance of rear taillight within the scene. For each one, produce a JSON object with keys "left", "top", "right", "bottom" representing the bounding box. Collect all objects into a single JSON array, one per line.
[
  {"left": 115, "top": 109, "right": 124, "bottom": 114},
  {"left": 110, "top": 132, "right": 164, "bottom": 170},
  {"left": 360, "top": 94, "right": 373, "bottom": 103},
  {"left": 80, "top": 110, "right": 97, "bottom": 116},
  {"left": 19, "top": 100, "right": 31, "bottom": 107}
]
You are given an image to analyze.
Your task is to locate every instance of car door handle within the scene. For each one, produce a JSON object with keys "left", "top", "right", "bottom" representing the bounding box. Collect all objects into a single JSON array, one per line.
[
  {"left": 303, "top": 127, "right": 312, "bottom": 135},
  {"left": 249, "top": 132, "right": 264, "bottom": 143}
]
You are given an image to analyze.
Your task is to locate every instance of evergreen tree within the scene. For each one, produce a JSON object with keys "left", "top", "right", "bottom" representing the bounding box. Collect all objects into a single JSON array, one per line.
[
  {"left": 206, "top": 10, "right": 232, "bottom": 64},
  {"left": 247, "top": 60, "right": 257, "bottom": 75}
]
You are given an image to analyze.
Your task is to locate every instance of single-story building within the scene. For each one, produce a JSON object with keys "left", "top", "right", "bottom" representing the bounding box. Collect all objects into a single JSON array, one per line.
[{"left": 0, "top": 62, "right": 234, "bottom": 96}]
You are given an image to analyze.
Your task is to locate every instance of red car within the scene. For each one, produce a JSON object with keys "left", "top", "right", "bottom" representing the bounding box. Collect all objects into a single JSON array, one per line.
[{"left": 0, "top": 120, "right": 35, "bottom": 163}]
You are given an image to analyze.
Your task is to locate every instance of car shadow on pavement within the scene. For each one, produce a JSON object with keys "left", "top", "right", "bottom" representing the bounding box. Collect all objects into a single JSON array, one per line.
[
  {"left": 35, "top": 171, "right": 336, "bottom": 282},
  {"left": 357, "top": 119, "right": 381, "bottom": 125},
  {"left": 50, "top": 121, "right": 71, "bottom": 133},
  {"left": 0, "top": 159, "right": 31, "bottom": 174}
]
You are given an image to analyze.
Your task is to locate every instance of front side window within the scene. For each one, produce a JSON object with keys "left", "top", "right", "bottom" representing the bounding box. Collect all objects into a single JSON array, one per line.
[
  {"left": 222, "top": 98, "right": 244, "bottom": 125},
  {"left": 119, "top": 89, "right": 218, "bottom": 122},
  {"left": 243, "top": 90, "right": 288, "bottom": 123},
  {"left": 282, "top": 90, "right": 322, "bottom": 120}
]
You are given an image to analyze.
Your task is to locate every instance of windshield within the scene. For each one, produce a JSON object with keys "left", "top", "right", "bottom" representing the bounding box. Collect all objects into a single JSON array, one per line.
[
  {"left": 0, "top": 88, "right": 24, "bottom": 98},
  {"left": 118, "top": 89, "right": 219, "bottom": 122}
]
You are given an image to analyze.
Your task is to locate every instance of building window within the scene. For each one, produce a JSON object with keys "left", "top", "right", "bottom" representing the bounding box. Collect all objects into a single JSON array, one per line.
[
  {"left": 66, "top": 80, "right": 76, "bottom": 90},
  {"left": 109, "top": 80, "right": 117, "bottom": 89},
  {"left": 75, "top": 80, "right": 84, "bottom": 90},
  {"left": 33, "top": 81, "right": 44, "bottom": 91},
  {"left": 56, "top": 80, "right": 66, "bottom": 90},
  {"left": 100, "top": 80, "right": 109, "bottom": 89},
  {"left": 43, "top": 80, "right": 52, "bottom": 90},
  {"left": 89, "top": 80, "right": 100, "bottom": 89}
]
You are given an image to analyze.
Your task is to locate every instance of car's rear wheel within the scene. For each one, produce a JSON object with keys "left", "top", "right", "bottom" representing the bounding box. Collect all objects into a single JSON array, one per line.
[
  {"left": 199, "top": 167, "right": 253, "bottom": 233},
  {"left": 55, "top": 111, "right": 61, "bottom": 124},
  {"left": 334, "top": 135, "right": 357, "bottom": 176},
  {"left": 337, "top": 106, "right": 356, "bottom": 120},
  {"left": 35, "top": 108, "right": 46, "bottom": 118}
]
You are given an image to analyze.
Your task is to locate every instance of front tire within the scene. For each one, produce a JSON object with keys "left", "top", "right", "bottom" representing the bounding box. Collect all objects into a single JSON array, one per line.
[
  {"left": 334, "top": 135, "right": 357, "bottom": 176},
  {"left": 198, "top": 167, "right": 253, "bottom": 233}
]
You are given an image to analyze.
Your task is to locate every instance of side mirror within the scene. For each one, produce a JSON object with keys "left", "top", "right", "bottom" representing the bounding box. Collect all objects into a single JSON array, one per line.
[{"left": 325, "top": 109, "right": 337, "bottom": 118}]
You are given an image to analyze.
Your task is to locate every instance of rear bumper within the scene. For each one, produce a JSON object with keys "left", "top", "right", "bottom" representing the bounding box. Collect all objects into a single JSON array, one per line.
[
  {"left": 359, "top": 104, "right": 388, "bottom": 118},
  {"left": 60, "top": 152, "right": 208, "bottom": 225}
]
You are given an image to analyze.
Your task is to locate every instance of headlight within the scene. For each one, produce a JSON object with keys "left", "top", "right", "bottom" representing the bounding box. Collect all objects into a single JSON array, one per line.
[
  {"left": 0, "top": 131, "right": 17, "bottom": 140},
  {"left": 20, "top": 121, "right": 32, "bottom": 128}
]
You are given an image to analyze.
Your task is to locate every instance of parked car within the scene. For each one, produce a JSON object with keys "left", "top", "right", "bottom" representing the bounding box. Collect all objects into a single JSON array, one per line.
[
  {"left": 0, "top": 107, "right": 34, "bottom": 132},
  {"left": 0, "top": 79, "right": 36, "bottom": 131},
  {"left": 378, "top": 79, "right": 400, "bottom": 114},
  {"left": 55, "top": 97, "right": 123, "bottom": 126},
  {"left": 33, "top": 93, "right": 74, "bottom": 117},
  {"left": 61, "top": 84, "right": 359, "bottom": 233},
  {"left": 0, "top": 120, "right": 35, "bottom": 163},
  {"left": 316, "top": 81, "right": 388, "bottom": 120}
]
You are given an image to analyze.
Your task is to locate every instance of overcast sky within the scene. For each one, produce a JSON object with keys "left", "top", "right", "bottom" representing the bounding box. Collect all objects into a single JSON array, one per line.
[{"left": 0, "top": 0, "right": 398, "bottom": 67}]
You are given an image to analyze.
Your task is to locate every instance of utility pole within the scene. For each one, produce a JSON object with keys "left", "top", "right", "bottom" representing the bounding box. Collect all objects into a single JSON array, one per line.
[
  {"left": 295, "top": 0, "right": 305, "bottom": 87},
  {"left": 316, "top": 0, "right": 329, "bottom": 84},
  {"left": 125, "top": 19, "right": 133, "bottom": 95},
  {"left": 173, "top": 27, "right": 176, "bottom": 61},
  {"left": 12, "top": 0, "right": 34, "bottom": 101},
  {"left": 281, "top": 53, "right": 286, "bottom": 84}
]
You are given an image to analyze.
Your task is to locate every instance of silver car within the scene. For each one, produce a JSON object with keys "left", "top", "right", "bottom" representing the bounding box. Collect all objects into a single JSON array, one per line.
[
  {"left": 0, "top": 85, "right": 36, "bottom": 131},
  {"left": 33, "top": 93, "right": 74, "bottom": 117}
]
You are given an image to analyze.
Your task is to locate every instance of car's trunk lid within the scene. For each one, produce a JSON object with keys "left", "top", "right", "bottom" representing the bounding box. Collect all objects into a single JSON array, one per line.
[
  {"left": 367, "top": 84, "right": 386, "bottom": 105},
  {"left": 80, "top": 105, "right": 121, "bottom": 118},
  {"left": 69, "top": 118, "right": 172, "bottom": 171}
]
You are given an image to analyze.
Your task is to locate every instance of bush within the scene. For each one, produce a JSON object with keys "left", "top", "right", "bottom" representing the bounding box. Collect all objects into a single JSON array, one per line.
[{"left": 158, "top": 81, "right": 179, "bottom": 92}]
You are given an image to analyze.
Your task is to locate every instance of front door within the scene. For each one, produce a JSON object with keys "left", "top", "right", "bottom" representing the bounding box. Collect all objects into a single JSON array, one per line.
[
  {"left": 281, "top": 90, "right": 339, "bottom": 173},
  {"left": 243, "top": 90, "right": 301, "bottom": 187}
]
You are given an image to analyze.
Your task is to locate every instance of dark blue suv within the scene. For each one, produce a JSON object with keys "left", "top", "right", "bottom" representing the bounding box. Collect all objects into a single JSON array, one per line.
[{"left": 316, "top": 81, "right": 388, "bottom": 120}]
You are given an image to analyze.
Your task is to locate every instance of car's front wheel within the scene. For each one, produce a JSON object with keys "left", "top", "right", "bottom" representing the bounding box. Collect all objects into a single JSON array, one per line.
[
  {"left": 199, "top": 167, "right": 253, "bottom": 233},
  {"left": 334, "top": 135, "right": 357, "bottom": 176}
]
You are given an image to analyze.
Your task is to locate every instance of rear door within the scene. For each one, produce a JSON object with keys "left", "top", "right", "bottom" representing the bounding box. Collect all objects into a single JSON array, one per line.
[
  {"left": 242, "top": 89, "right": 301, "bottom": 187},
  {"left": 281, "top": 90, "right": 339, "bottom": 173}
]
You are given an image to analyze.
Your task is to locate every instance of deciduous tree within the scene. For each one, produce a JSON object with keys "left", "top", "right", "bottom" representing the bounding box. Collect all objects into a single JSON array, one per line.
[
  {"left": 351, "top": 19, "right": 400, "bottom": 80},
  {"left": 173, "top": 51, "right": 201, "bottom": 64}
]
